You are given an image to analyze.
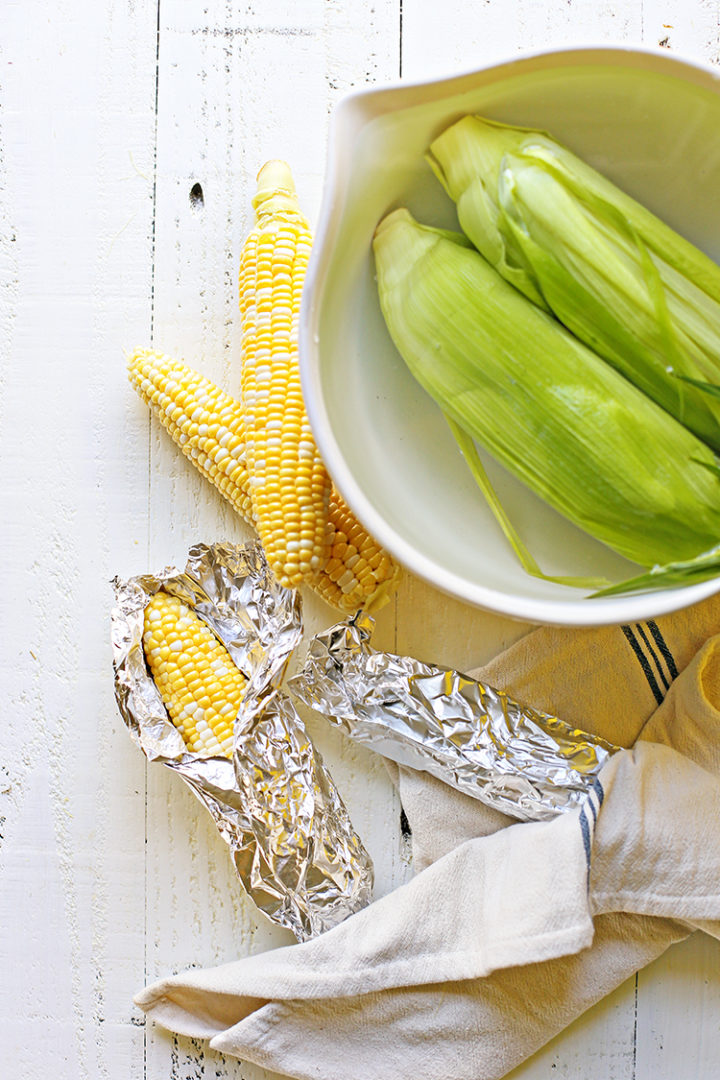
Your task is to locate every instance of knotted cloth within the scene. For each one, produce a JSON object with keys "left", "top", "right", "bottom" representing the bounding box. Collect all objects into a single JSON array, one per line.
[{"left": 135, "top": 596, "right": 720, "bottom": 1080}]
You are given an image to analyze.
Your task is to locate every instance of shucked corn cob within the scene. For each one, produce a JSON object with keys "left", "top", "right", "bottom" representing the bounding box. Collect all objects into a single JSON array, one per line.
[
  {"left": 128, "top": 348, "right": 252, "bottom": 523},
  {"left": 427, "top": 115, "right": 720, "bottom": 451},
  {"left": 143, "top": 590, "right": 246, "bottom": 757},
  {"left": 238, "top": 160, "right": 331, "bottom": 588},
  {"left": 316, "top": 489, "right": 399, "bottom": 612},
  {"left": 127, "top": 347, "right": 399, "bottom": 613},
  {"left": 373, "top": 208, "right": 720, "bottom": 576}
]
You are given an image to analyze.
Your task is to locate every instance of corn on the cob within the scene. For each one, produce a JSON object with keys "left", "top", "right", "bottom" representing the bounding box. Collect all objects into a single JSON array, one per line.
[
  {"left": 143, "top": 590, "right": 246, "bottom": 757},
  {"left": 128, "top": 347, "right": 252, "bottom": 524},
  {"left": 315, "top": 490, "right": 401, "bottom": 613},
  {"left": 427, "top": 115, "right": 720, "bottom": 450},
  {"left": 128, "top": 347, "right": 400, "bottom": 613},
  {"left": 238, "top": 160, "right": 331, "bottom": 588},
  {"left": 373, "top": 208, "right": 720, "bottom": 575}
]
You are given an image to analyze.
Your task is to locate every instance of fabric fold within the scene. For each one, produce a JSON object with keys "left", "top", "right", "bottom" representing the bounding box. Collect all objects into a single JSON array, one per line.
[
  {"left": 135, "top": 595, "right": 720, "bottom": 1080},
  {"left": 589, "top": 743, "right": 720, "bottom": 929},
  {"left": 136, "top": 805, "right": 594, "bottom": 1017},
  {"left": 204, "top": 912, "right": 691, "bottom": 1080}
]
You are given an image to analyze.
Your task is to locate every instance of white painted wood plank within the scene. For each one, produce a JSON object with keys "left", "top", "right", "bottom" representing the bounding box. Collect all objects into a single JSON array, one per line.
[
  {"left": 635, "top": 933, "right": 720, "bottom": 1077},
  {"left": 401, "top": 0, "right": 645, "bottom": 81},
  {"left": 143, "top": 3, "right": 399, "bottom": 1077},
  {"left": 0, "top": 0, "right": 158, "bottom": 1076},
  {"left": 504, "top": 975, "right": 639, "bottom": 1080},
  {"left": 642, "top": 0, "right": 720, "bottom": 57}
]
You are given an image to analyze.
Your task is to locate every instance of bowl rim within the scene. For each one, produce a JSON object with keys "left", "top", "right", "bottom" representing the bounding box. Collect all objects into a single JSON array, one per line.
[{"left": 299, "top": 44, "right": 720, "bottom": 626}]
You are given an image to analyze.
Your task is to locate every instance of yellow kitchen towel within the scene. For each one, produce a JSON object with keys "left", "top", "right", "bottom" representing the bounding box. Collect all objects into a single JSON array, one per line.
[{"left": 135, "top": 593, "right": 720, "bottom": 1080}]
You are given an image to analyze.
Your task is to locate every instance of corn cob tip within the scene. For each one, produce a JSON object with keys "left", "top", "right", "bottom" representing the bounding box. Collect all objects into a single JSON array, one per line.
[
  {"left": 361, "top": 563, "right": 403, "bottom": 614},
  {"left": 252, "top": 159, "right": 300, "bottom": 217},
  {"left": 255, "top": 158, "right": 295, "bottom": 190},
  {"left": 127, "top": 345, "right": 149, "bottom": 372},
  {"left": 374, "top": 207, "right": 413, "bottom": 239},
  {"left": 127, "top": 345, "right": 163, "bottom": 380},
  {"left": 125, "top": 345, "right": 255, "bottom": 527}
]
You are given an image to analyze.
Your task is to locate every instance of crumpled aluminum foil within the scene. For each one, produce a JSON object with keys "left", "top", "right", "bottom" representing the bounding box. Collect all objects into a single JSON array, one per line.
[
  {"left": 289, "top": 613, "right": 620, "bottom": 821},
  {"left": 111, "top": 541, "right": 373, "bottom": 940}
]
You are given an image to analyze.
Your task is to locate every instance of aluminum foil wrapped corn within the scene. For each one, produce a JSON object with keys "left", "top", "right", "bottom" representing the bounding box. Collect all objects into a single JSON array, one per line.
[
  {"left": 111, "top": 541, "right": 373, "bottom": 940},
  {"left": 290, "top": 614, "right": 619, "bottom": 821}
]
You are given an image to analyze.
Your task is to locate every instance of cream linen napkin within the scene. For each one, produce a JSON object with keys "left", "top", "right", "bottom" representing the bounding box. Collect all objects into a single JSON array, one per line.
[{"left": 135, "top": 596, "right": 720, "bottom": 1079}]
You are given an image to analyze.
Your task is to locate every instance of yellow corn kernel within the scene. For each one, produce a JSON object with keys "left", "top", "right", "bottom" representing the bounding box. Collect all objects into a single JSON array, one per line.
[
  {"left": 127, "top": 348, "right": 253, "bottom": 526},
  {"left": 239, "top": 160, "right": 331, "bottom": 588},
  {"left": 312, "top": 490, "right": 401, "bottom": 614},
  {"left": 142, "top": 591, "right": 246, "bottom": 758},
  {"left": 127, "top": 346, "right": 400, "bottom": 613}
]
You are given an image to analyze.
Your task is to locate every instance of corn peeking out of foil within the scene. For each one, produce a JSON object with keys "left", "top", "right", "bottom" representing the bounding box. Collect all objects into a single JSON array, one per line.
[
  {"left": 141, "top": 589, "right": 247, "bottom": 759},
  {"left": 111, "top": 541, "right": 374, "bottom": 940}
]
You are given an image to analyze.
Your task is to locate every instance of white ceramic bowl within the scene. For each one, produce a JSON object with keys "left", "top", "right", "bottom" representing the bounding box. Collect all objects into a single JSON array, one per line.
[{"left": 299, "top": 45, "right": 720, "bottom": 626}]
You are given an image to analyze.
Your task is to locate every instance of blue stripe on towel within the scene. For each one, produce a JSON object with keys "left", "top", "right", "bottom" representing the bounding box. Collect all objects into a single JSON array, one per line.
[
  {"left": 647, "top": 619, "right": 679, "bottom": 680},
  {"left": 621, "top": 624, "right": 664, "bottom": 705},
  {"left": 586, "top": 790, "right": 598, "bottom": 825},
  {"left": 579, "top": 806, "right": 592, "bottom": 882},
  {"left": 635, "top": 622, "right": 670, "bottom": 689}
]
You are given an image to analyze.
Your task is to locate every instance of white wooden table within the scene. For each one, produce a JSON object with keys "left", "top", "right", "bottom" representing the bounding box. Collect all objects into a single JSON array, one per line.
[{"left": 3, "top": 2, "right": 720, "bottom": 1077}]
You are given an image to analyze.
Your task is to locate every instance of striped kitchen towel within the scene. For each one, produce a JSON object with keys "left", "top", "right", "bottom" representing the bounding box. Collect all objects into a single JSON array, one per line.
[
  {"left": 135, "top": 591, "right": 720, "bottom": 1080},
  {"left": 393, "top": 593, "right": 720, "bottom": 871}
]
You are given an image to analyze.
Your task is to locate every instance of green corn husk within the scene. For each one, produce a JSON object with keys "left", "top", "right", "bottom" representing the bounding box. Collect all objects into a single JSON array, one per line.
[
  {"left": 426, "top": 116, "right": 720, "bottom": 452},
  {"left": 372, "top": 208, "right": 720, "bottom": 584}
]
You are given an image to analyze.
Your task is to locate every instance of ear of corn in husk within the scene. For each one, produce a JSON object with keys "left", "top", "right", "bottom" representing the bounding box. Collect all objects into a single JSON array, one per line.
[
  {"left": 426, "top": 115, "right": 720, "bottom": 451},
  {"left": 127, "top": 346, "right": 399, "bottom": 613},
  {"left": 446, "top": 415, "right": 611, "bottom": 591},
  {"left": 372, "top": 208, "right": 720, "bottom": 587}
]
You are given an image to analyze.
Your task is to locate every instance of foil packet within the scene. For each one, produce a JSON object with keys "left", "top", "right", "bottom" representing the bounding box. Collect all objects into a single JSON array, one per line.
[
  {"left": 289, "top": 614, "right": 620, "bottom": 822},
  {"left": 111, "top": 541, "right": 373, "bottom": 940}
]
